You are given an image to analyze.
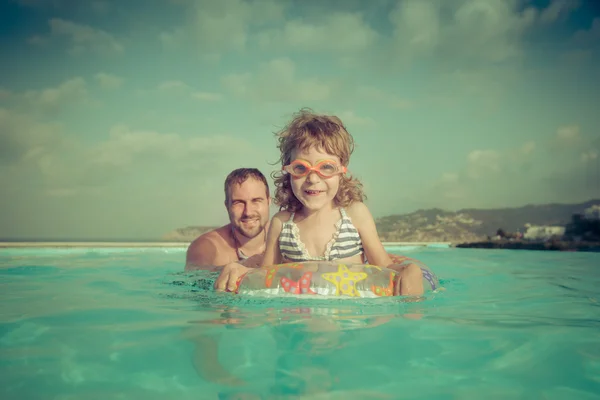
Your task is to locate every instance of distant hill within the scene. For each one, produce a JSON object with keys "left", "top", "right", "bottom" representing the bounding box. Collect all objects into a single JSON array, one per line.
[
  {"left": 376, "top": 199, "right": 600, "bottom": 243},
  {"left": 164, "top": 199, "right": 600, "bottom": 243},
  {"left": 458, "top": 200, "right": 600, "bottom": 235}
]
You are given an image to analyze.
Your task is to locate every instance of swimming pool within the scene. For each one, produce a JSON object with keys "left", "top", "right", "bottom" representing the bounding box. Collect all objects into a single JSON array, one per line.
[{"left": 1, "top": 246, "right": 599, "bottom": 399}]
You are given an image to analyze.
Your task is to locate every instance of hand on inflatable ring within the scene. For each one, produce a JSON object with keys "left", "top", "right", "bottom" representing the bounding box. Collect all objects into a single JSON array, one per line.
[{"left": 214, "top": 262, "right": 250, "bottom": 292}]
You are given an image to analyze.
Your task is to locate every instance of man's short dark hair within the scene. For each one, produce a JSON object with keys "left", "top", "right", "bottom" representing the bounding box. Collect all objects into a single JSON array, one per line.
[{"left": 224, "top": 168, "right": 270, "bottom": 204}]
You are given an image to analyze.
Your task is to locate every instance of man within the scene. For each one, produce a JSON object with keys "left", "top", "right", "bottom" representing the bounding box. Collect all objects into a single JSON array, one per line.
[
  {"left": 185, "top": 168, "right": 271, "bottom": 271},
  {"left": 183, "top": 171, "right": 272, "bottom": 393}
]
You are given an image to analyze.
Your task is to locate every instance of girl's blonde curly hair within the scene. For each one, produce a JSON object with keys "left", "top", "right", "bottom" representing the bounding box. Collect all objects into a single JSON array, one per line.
[{"left": 271, "top": 108, "right": 366, "bottom": 212}]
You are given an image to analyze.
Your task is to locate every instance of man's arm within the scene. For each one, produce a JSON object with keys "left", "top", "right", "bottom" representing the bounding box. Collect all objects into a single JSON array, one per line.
[
  {"left": 185, "top": 236, "right": 230, "bottom": 271},
  {"left": 239, "top": 253, "right": 265, "bottom": 268}
]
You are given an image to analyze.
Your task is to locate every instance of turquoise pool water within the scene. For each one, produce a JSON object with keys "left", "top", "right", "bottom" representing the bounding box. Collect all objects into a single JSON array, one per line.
[{"left": 1, "top": 246, "right": 599, "bottom": 399}]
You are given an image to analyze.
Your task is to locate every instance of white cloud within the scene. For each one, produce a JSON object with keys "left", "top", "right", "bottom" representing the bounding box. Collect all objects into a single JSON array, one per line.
[
  {"left": 47, "top": 18, "right": 124, "bottom": 55},
  {"left": 423, "top": 139, "right": 536, "bottom": 206},
  {"left": 556, "top": 124, "right": 580, "bottom": 142},
  {"left": 440, "top": 172, "right": 459, "bottom": 183},
  {"left": 94, "top": 72, "right": 123, "bottom": 89},
  {"left": 466, "top": 149, "right": 502, "bottom": 179},
  {"left": 423, "top": 171, "right": 467, "bottom": 204},
  {"left": 161, "top": 0, "right": 287, "bottom": 56},
  {"left": 0, "top": 107, "right": 261, "bottom": 198},
  {"left": 90, "top": 124, "right": 247, "bottom": 170},
  {"left": 190, "top": 0, "right": 250, "bottom": 52},
  {"left": 155, "top": 0, "right": 586, "bottom": 71},
  {"left": 520, "top": 141, "right": 536, "bottom": 156},
  {"left": 389, "top": 0, "right": 441, "bottom": 56},
  {"left": 573, "top": 17, "right": 600, "bottom": 43},
  {"left": 446, "top": 0, "right": 536, "bottom": 62},
  {"left": 335, "top": 111, "right": 376, "bottom": 128},
  {"left": 421, "top": 121, "right": 600, "bottom": 210},
  {"left": 221, "top": 58, "right": 333, "bottom": 103},
  {"left": 157, "top": 80, "right": 190, "bottom": 93},
  {"left": 0, "top": 108, "right": 67, "bottom": 166},
  {"left": 256, "top": 12, "right": 378, "bottom": 53},
  {"left": 191, "top": 91, "right": 222, "bottom": 102},
  {"left": 0, "top": 74, "right": 258, "bottom": 203},
  {"left": 544, "top": 125, "right": 599, "bottom": 174},
  {"left": 22, "top": 77, "right": 88, "bottom": 114},
  {"left": 539, "top": 0, "right": 581, "bottom": 24},
  {"left": 384, "top": 0, "right": 561, "bottom": 68},
  {"left": 581, "top": 150, "right": 598, "bottom": 163},
  {"left": 149, "top": 80, "right": 223, "bottom": 102}
]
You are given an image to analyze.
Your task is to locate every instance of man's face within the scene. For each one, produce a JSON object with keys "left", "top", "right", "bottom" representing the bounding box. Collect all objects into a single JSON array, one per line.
[{"left": 225, "top": 178, "right": 270, "bottom": 239}]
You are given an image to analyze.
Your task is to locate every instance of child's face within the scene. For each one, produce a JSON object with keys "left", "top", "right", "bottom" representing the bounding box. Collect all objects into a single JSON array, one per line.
[{"left": 289, "top": 146, "right": 342, "bottom": 212}]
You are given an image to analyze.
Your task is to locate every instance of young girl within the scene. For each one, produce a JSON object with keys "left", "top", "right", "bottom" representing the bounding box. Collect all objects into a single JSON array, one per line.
[{"left": 217, "top": 109, "right": 431, "bottom": 296}]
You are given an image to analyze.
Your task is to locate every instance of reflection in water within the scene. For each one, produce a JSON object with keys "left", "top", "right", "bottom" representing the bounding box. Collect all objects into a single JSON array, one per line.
[
  {"left": 179, "top": 300, "right": 430, "bottom": 398},
  {"left": 169, "top": 265, "right": 435, "bottom": 397}
]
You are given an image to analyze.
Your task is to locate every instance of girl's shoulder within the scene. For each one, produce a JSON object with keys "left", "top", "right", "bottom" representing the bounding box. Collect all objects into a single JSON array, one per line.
[
  {"left": 272, "top": 210, "right": 294, "bottom": 224},
  {"left": 342, "top": 201, "right": 373, "bottom": 227},
  {"left": 344, "top": 201, "right": 369, "bottom": 217},
  {"left": 266, "top": 211, "right": 294, "bottom": 238}
]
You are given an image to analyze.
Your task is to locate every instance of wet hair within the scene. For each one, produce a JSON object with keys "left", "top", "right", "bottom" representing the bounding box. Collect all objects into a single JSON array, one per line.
[
  {"left": 271, "top": 108, "right": 366, "bottom": 212},
  {"left": 224, "top": 168, "right": 270, "bottom": 205}
]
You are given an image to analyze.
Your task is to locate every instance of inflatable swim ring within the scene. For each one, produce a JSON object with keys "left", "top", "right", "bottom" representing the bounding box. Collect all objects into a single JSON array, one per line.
[{"left": 234, "top": 255, "right": 439, "bottom": 298}]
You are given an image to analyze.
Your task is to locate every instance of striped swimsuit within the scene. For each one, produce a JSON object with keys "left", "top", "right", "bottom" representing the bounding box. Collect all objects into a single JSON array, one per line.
[{"left": 279, "top": 208, "right": 363, "bottom": 262}]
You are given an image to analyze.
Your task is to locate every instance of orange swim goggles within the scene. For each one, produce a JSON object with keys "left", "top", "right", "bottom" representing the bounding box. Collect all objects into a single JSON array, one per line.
[{"left": 282, "top": 159, "right": 347, "bottom": 179}]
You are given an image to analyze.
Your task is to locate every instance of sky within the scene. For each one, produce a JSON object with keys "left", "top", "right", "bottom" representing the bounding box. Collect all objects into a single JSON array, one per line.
[{"left": 0, "top": 0, "right": 599, "bottom": 240}]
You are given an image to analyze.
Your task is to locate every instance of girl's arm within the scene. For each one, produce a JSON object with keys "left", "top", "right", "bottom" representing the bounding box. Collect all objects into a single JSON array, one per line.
[
  {"left": 261, "top": 212, "right": 285, "bottom": 267},
  {"left": 347, "top": 202, "right": 392, "bottom": 267}
]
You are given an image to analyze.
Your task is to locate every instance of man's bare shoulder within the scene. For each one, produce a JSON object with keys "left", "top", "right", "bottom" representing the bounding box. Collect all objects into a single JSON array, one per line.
[
  {"left": 190, "top": 226, "right": 229, "bottom": 245},
  {"left": 185, "top": 225, "right": 232, "bottom": 270}
]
